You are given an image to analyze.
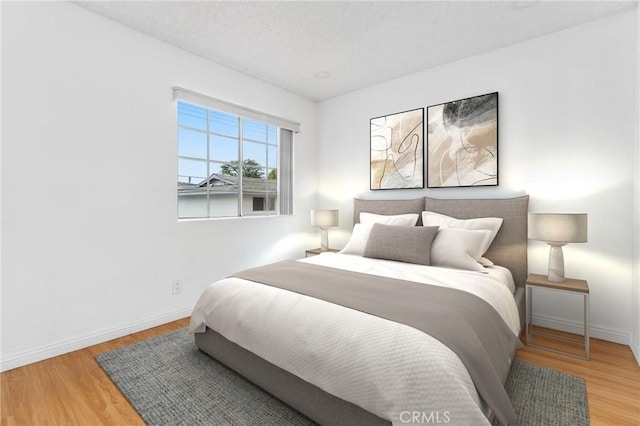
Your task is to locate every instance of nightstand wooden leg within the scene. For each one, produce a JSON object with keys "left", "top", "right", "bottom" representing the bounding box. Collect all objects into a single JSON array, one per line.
[
  {"left": 584, "top": 293, "right": 590, "bottom": 360},
  {"left": 526, "top": 285, "right": 532, "bottom": 345}
]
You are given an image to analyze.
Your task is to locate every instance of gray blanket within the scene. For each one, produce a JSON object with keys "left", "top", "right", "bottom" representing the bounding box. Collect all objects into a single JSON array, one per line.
[{"left": 233, "top": 260, "right": 521, "bottom": 425}]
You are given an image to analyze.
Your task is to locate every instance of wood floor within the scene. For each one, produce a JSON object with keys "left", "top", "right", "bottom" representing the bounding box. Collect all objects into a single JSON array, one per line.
[{"left": 1, "top": 320, "right": 639, "bottom": 425}]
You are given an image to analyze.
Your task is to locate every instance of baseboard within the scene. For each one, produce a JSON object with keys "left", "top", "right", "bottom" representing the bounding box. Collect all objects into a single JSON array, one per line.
[
  {"left": 0, "top": 306, "right": 194, "bottom": 372},
  {"left": 532, "top": 313, "right": 630, "bottom": 345},
  {"left": 632, "top": 341, "right": 640, "bottom": 367}
]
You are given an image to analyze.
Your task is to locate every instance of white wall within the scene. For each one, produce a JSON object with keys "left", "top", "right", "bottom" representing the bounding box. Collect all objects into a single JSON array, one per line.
[
  {"left": 318, "top": 11, "right": 638, "bottom": 346},
  {"left": 632, "top": 2, "right": 640, "bottom": 365},
  {"left": 0, "top": 2, "right": 318, "bottom": 371}
]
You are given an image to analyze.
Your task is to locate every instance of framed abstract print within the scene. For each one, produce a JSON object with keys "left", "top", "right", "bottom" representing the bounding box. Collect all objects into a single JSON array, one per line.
[
  {"left": 370, "top": 108, "right": 424, "bottom": 190},
  {"left": 426, "top": 92, "right": 498, "bottom": 188}
]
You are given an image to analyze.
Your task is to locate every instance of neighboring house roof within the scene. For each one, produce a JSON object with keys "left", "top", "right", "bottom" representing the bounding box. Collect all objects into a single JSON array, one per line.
[{"left": 178, "top": 173, "right": 276, "bottom": 196}]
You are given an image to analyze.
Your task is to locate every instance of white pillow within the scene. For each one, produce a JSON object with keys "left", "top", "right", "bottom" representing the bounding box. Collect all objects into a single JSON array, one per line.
[
  {"left": 342, "top": 213, "right": 419, "bottom": 256},
  {"left": 430, "top": 228, "right": 492, "bottom": 273},
  {"left": 360, "top": 212, "right": 419, "bottom": 226},
  {"left": 421, "top": 211, "right": 503, "bottom": 255},
  {"left": 339, "top": 223, "right": 374, "bottom": 255}
]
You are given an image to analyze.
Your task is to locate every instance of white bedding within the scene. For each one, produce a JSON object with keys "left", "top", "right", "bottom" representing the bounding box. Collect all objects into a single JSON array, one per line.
[
  {"left": 302, "top": 253, "right": 519, "bottom": 335},
  {"left": 189, "top": 253, "right": 521, "bottom": 425}
]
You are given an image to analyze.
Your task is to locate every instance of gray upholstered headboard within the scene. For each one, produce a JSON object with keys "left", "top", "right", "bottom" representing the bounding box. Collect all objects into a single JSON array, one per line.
[
  {"left": 354, "top": 198, "right": 425, "bottom": 225},
  {"left": 353, "top": 195, "right": 529, "bottom": 290}
]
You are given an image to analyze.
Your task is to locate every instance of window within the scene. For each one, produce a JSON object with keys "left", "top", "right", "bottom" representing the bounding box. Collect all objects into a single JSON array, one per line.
[
  {"left": 174, "top": 88, "right": 297, "bottom": 219},
  {"left": 253, "top": 197, "right": 265, "bottom": 211},
  {"left": 252, "top": 196, "right": 276, "bottom": 212}
]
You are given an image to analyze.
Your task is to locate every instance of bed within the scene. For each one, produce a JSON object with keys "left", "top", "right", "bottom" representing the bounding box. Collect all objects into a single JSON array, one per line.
[{"left": 190, "top": 195, "right": 529, "bottom": 426}]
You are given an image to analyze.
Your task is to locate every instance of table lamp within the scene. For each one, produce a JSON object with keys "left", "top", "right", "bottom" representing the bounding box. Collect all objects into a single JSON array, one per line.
[
  {"left": 528, "top": 213, "right": 588, "bottom": 282},
  {"left": 311, "top": 209, "right": 339, "bottom": 252}
]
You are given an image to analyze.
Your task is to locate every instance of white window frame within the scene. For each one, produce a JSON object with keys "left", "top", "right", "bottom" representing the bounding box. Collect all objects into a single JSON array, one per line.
[{"left": 174, "top": 87, "right": 298, "bottom": 219}]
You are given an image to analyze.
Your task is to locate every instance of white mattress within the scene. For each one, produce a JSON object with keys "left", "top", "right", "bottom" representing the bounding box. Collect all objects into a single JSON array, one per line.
[{"left": 190, "top": 253, "right": 520, "bottom": 425}]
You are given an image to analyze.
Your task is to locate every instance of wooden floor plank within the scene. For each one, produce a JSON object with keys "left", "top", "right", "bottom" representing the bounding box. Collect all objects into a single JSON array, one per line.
[
  {"left": 1, "top": 320, "right": 638, "bottom": 425},
  {"left": 517, "top": 326, "right": 640, "bottom": 426}
]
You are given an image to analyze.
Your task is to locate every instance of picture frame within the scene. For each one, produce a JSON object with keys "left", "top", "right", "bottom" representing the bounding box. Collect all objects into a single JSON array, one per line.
[
  {"left": 426, "top": 92, "right": 498, "bottom": 188},
  {"left": 370, "top": 108, "right": 424, "bottom": 190}
]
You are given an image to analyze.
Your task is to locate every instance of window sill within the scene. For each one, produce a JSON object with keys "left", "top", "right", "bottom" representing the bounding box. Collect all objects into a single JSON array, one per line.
[{"left": 178, "top": 213, "right": 284, "bottom": 222}]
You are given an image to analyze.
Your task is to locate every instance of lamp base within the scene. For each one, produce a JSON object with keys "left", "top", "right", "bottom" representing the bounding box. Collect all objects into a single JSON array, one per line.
[
  {"left": 547, "top": 244, "right": 566, "bottom": 282},
  {"left": 320, "top": 228, "right": 329, "bottom": 252}
]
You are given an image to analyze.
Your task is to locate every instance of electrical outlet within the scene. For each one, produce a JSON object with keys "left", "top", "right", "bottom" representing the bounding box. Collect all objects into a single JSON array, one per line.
[{"left": 172, "top": 280, "right": 183, "bottom": 295}]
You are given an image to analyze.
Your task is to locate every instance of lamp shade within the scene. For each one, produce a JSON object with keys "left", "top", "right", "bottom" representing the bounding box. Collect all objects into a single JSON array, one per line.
[
  {"left": 528, "top": 213, "right": 588, "bottom": 244},
  {"left": 311, "top": 209, "right": 339, "bottom": 228}
]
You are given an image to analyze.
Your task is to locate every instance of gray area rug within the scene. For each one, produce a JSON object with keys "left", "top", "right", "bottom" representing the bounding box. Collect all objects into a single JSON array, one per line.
[
  {"left": 494, "top": 359, "right": 589, "bottom": 426},
  {"left": 96, "top": 328, "right": 589, "bottom": 426}
]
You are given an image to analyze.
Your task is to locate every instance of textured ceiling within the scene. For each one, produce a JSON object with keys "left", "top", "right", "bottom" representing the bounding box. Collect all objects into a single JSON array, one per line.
[{"left": 74, "top": 1, "right": 637, "bottom": 101}]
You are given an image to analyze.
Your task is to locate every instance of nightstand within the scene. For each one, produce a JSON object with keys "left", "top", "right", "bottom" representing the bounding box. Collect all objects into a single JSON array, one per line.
[
  {"left": 526, "top": 273, "right": 590, "bottom": 360},
  {"left": 305, "top": 248, "right": 339, "bottom": 257}
]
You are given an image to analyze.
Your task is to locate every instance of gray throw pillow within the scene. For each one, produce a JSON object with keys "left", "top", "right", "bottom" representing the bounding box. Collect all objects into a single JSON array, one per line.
[{"left": 363, "top": 224, "right": 439, "bottom": 265}]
